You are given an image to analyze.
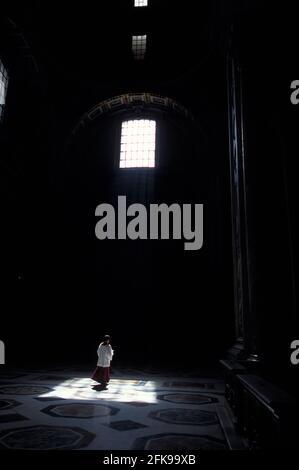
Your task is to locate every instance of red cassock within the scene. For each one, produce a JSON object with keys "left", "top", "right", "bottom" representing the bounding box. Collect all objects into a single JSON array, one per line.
[{"left": 91, "top": 366, "right": 110, "bottom": 384}]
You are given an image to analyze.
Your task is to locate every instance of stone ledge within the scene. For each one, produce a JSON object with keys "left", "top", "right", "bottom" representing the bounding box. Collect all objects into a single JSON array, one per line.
[{"left": 237, "top": 374, "right": 295, "bottom": 413}]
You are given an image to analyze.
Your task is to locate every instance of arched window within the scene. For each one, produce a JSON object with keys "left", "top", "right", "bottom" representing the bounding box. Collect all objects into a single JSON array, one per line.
[
  {"left": 0, "top": 59, "right": 9, "bottom": 122},
  {"left": 120, "top": 119, "right": 156, "bottom": 168}
]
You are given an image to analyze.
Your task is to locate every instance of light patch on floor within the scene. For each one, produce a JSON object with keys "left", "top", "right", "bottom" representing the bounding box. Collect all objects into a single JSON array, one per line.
[
  {"left": 39, "top": 378, "right": 158, "bottom": 404},
  {"left": 0, "top": 368, "right": 247, "bottom": 450}
]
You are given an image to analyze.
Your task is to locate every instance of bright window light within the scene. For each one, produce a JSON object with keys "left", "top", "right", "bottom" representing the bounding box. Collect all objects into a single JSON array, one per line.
[
  {"left": 120, "top": 119, "right": 156, "bottom": 168},
  {"left": 132, "top": 35, "right": 147, "bottom": 60},
  {"left": 134, "top": 0, "right": 148, "bottom": 6},
  {"left": 0, "top": 60, "right": 9, "bottom": 122}
]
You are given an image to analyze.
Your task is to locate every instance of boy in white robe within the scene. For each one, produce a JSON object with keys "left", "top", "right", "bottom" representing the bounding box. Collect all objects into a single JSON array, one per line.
[{"left": 91, "top": 335, "right": 114, "bottom": 387}]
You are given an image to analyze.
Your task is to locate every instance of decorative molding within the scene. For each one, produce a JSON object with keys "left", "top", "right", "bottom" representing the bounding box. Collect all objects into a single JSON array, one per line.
[{"left": 72, "top": 93, "right": 195, "bottom": 137}]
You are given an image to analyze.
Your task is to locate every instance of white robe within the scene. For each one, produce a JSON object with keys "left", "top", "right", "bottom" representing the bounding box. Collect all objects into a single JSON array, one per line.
[{"left": 97, "top": 343, "right": 114, "bottom": 367}]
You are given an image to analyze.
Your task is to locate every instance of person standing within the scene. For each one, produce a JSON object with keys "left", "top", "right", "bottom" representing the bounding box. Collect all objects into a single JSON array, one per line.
[{"left": 91, "top": 335, "right": 114, "bottom": 388}]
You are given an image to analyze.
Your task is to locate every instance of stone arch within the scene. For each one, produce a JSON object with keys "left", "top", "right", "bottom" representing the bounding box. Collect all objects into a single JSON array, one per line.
[{"left": 71, "top": 93, "right": 199, "bottom": 134}]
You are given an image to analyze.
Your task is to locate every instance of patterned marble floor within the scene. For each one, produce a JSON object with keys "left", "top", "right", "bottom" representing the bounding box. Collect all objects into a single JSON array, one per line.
[{"left": 0, "top": 367, "right": 247, "bottom": 450}]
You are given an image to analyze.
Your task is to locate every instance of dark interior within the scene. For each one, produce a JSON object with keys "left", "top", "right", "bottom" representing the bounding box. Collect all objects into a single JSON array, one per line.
[{"left": 0, "top": 0, "right": 297, "bottom": 452}]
